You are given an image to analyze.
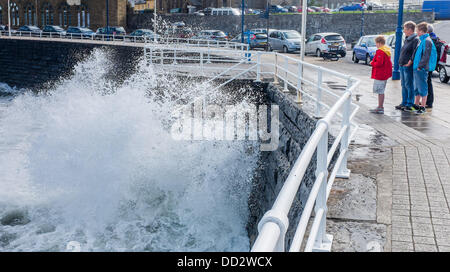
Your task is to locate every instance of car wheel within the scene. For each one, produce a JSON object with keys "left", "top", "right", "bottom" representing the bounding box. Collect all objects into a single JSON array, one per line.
[
  {"left": 268, "top": 44, "right": 273, "bottom": 51},
  {"left": 439, "top": 65, "right": 449, "bottom": 83},
  {"left": 316, "top": 49, "right": 322, "bottom": 57},
  {"left": 365, "top": 54, "right": 371, "bottom": 65},
  {"left": 352, "top": 53, "right": 359, "bottom": 63},
  {"left": 341, "top": 52, "right": 346, "bottom": 58},
  {"left": 283, "top": 46, "right": 289, "bottom": 53}
]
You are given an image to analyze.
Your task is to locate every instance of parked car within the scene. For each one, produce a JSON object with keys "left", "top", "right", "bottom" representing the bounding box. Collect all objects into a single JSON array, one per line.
[
  {"left": 386, "top": 33, "right": 405, "bottom": 64},
  {"left": 17, "top": 25, "right": 42, "bottom": 36},
  {"left": 298, "top": 7, "right": 315, "bottom": 13},
  {"left": 96, "top": 26, "right": 126, "bottom": 40},
  {"left": 269, "top": 5, "right": 288, "bottom": 13},
  {"left": 438, "top": 52, "right": 450, "bottom": 83},
  {"left": 250, "top": 28, "right": 276, "bottom": 35},
  {"left": 310, "top": 6, "right": 323, "bottom": 12},
  {"left": 284, "top": 6, "right": 298, "bottom": 12},
  {"left": 305, "top": 32, "right": 346, "bottom": 57},
  {"left": 352, "top": 35, "right": 380, "bottom": 65},
  {"left": 129, "top": 29, "right": 160, "bottom": 41},
  {"left": 42, "top": 25, "right": 66, "bottom": 37},
  {"left": 66, "top": 27, "right": 95, "bottom": 39},
  {"left": 208, "top": 7, "right": 241, "bottom": 15},
  {"left": 231, "top": 32, "right": 268, "bottom": 49},
  {"left": 268, "top": 30, "right": 302, "bottom": 53},
  {"left": 339, "top": 3, "right": 367, "bottom": 11},
  {"left": 194, "top": 30, "right": 228, "bottom": 41}
]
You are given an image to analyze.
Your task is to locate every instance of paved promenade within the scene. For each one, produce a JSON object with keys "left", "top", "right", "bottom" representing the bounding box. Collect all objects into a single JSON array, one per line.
[{"left": 281, "top": 53, "right": 450, "bottom": 251}]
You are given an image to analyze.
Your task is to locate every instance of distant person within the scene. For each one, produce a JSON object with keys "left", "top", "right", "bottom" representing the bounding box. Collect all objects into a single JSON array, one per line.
[
  {"left": 426, "top": 24, "right": 442, "bottom": 109},
  {"left": 5, "top": 24, "right": 8, "bottom": 31},
  {"left": 412, "top": 22, "right": 437, "bottom": 115},
  {"left": 396, "top": 21, "right": 419, "bottom": 112},
  {"left": 369, "top": 35, "right": 393, "bottom": 114}
]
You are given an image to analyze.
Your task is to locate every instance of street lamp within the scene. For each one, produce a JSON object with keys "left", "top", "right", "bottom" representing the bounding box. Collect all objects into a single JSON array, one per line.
[
  {"left": 106, "top": 0, "right": 109, "bottom": 30},
  {"left": 300, "top": 0, "right": 307, "bottom": 62},
  {"left": 392, "top": 0, "right": 404, "bottom": 80},
  {"left": 154, "top": 0, "right": 157, "bottom": 42},
  {"left": 8, "top": 0, "right": 11, "bottom": 36},
  {"left": 241, "top": 0, "right": 245, "bottom": 43}
]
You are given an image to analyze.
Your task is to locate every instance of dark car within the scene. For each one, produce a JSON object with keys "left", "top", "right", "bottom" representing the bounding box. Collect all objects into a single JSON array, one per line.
[
  {"left": 42, "top": 25, "right": 66, "bottom": 37},
  {"left": 96, "top": 26, "right": 126, "bottom": 40},
  {"left": 66, "top": 27, "right": 95, "bottom": 39},
  {"left": 269, "top": 5, "right": 288, "bottom": 13},
  {"left": 129, "top": 29, "right": 160, "bottom": 42},
  {"left": 231, "top": 32, "right": 268, "bottom": 49},
  {"left": 17, "top": 25, "right": 42, "bottom": 36}
]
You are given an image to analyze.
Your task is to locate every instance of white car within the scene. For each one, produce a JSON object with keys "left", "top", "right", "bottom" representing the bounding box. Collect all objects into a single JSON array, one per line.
[
  {"left": 439, "top": 52, "right": 450, "bottom": 83},
  {"left": 194, "top": 30, "right": 228, "bottom": 41},
  {"left": 305, "top": 32, "right": 347, "bottom": 57}
]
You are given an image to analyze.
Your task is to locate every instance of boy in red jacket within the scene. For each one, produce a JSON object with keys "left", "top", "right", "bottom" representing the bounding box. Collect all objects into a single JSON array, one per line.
[{"left": 369, "top": 35, "right": 393, "bottom": 114}]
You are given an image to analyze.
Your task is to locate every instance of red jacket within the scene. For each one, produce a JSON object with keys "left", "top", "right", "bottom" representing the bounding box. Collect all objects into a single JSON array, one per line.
[{"left": 371, "top": 46, "right": 393, "bottom": 80}]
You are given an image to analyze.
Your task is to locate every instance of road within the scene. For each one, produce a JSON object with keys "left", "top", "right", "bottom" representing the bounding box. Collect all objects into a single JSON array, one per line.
[{"left": 434, "top": 20, "right": 450, "bottom": 42}]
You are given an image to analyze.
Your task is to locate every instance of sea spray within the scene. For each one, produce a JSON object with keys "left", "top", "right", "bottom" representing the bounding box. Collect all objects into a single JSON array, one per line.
[{"left": 0, "top": 49, "right": 259, "bottom": 251}]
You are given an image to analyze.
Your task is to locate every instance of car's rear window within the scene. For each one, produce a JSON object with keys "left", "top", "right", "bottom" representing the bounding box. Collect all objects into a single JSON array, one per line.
[
  {"left": 255, "top": 34, "right": 267, "bottom": 39},
  {"left": 325, "top": 35, "right": 343, "bottom": 41}
]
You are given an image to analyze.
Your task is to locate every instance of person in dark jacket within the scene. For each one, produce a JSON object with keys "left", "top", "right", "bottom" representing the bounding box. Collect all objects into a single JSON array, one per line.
[
  {"left": 412, "top": 22, "right": 437, "bottom": 115},
  {"left": 426, "top": 24, "right": 439, "bottom": 108},
  {"left": 397, "top": 21, "right": 419, "bottom": 112},
  {"left": 369, "top": 36, "right": 393, "bottom": 114}
]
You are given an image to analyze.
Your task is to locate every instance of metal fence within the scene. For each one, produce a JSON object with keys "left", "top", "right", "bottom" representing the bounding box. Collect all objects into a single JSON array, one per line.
[{"left": 0, "top": 30, "right": 249, "bottom": 50}]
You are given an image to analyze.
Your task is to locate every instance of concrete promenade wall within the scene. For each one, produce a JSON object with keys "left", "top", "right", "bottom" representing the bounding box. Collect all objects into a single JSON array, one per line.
[{"left": 128, "top": 12, "right": 435, "bottom": 43}]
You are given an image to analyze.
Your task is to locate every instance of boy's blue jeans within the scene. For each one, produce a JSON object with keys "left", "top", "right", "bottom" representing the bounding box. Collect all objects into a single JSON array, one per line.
[{"left": 400, "top": 66, "right": 415, "bottom": 107}]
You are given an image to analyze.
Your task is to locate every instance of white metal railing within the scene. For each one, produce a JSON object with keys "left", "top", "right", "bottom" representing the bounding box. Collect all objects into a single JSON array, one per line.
[
  {"left": 0, "top": 30, "right": 249, "bottom": 50},
  {"left": 144, "top": 43, "right": 360, "bottom": 252}
]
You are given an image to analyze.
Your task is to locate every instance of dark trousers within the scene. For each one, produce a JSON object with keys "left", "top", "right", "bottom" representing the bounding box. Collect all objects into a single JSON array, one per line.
[{"left": 426, "top": 71, "right": 434, "bottom": 107}]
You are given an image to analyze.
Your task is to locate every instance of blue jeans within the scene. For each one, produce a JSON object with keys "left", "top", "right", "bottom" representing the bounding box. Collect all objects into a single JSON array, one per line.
[
  {"left": 413, "top": 69, "right": 429, "bottom": 97},
  {"left": 400, "top": 66, "right": 414, "bottom": 107}
]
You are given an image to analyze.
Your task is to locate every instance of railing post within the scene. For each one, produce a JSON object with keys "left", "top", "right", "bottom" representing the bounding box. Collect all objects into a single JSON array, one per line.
[
  {"left": 315, "top": 68, "right": 323, "bottom": 117},
  {"left": 312, "top": 120, "right": 333, "bottom": 252},
  {"left": 200, "top": 52, "right": 204, "bottom": 75},
  {"left": 274, "top": 54, "right": 279, "bottom": 84},
  {"left": 336, "top": 78, "right": 352, "bottom": 179},
  {"left": 173, "top": 48, "right": 178, "bottom": 65},
  {"left": 297, "top": 62, "right": 303, "bottom": 104},
  {"left": 283, "top": 57, "right": 288, "bottom": 93},
  {"left": 256, "top": 52, "right": 261, "bottom": 82}
]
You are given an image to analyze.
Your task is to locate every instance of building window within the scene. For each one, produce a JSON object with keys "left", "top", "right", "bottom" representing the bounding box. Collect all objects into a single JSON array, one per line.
[
  {"left": 59, "top": 4, "right": 70, "bottom": 27},
  {"left": 41, "top": 3, "right": 54, "bottom": 26},
  {"left": 10, "top": 2, "right": 19, "bottom": 26},
  {"left": 77, "top": 5, "right": 89, "bottom": 27},
  {"left": 24, "top": 4, "right": 36, "bottom": 26}
]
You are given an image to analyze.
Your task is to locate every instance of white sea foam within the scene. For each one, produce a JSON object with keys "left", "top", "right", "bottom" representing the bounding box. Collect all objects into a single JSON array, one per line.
[{"left": 0, "top": 49, "right": 259, "bottom": 252}]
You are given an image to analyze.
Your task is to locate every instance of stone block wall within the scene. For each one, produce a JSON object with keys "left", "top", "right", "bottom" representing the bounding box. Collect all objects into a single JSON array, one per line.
[
  {"left": 0, "top": 38, "right": 143, "bottom": 89},
  {"left": 128, "top": 11, "right": 434, "bottom": 43}
]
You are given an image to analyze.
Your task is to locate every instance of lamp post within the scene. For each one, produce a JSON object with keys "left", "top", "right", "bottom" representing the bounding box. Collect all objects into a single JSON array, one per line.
[
  {"left": 8, "top": 0, "right": 11, "bottom": 36},
  {"left": 241, "top": 0, "right": 245, "bottom": 43},
  {"left": 154, "top": 0, "right": 157, "bottom": 42},
  {"left": 392, "top": 0, "right": 404, "bottom": 80},
  {"left": 300, "top": 0, "right": 307, "bottom": 62},
  {"left": 106, "top": 0, "right": 109, "bottom": 30}
]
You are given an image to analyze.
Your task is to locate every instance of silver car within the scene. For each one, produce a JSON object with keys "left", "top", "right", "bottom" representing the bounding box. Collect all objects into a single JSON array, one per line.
[
  {"left": 305, "top": 32, "right": 347, "bottom": 57},
  {"left": 268, "top": 30, "right": 302, "bottom": 53}
]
